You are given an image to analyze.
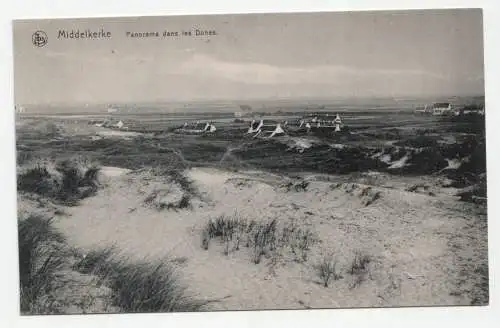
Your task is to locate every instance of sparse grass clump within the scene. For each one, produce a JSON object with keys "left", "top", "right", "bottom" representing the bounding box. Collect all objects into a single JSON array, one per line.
[
  {"left": 142, "top": 168, "right": 199, "bottom": 211},
  {"left": 202, "top": 215, "right": 254, "bottom": 256},
  {"left": 350, "top": 251, "right": 371, "bottom": 275},
  {"left": 349, "top": 251, "right": 372, "bottom": 289},
  {"left": 166, "top": 169, "right": 198, "bottom": 197},
  {"left": 201, "top": 215, "right": 318, "bottom": 265},
  {"left": 360, "top": 186, "right": 372, "bottom": 196},
  {"left": 282, "top": 180, "right": 310, "bottom": 192},
  {"left": 457, "top": 177, "right": 487, "bottom": 204},
  {"left": 18, "top": 214, "right": 66, "bottom": 314},
  {"left": 250, "top": 219, "right": 278, "bottom": 264},
  {"left": 74, "top": 247, "right": 207, "bottom": 313},
  {"left": 406, "top": 183, "right": 429, "bottom": 193},
  {"left": 364, "top": 191, "right": 382, "bottom": 206},
  {"left": 149, "top": 193, "right": 193, "bottom": 211},
  {"left": 316, "top": 254, "right": 342, "bottom": 287},
  {"left": 470, "top": 263, "right": 489, "bottom": 305},
  {"left": 286, "top": 224, "right": 316, "bottom": 262}
]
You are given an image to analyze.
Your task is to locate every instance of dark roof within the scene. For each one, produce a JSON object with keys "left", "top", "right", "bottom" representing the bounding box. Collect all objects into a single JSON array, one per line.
[{"left": 433, "top": 102, "right": 450, "bottom": 108}]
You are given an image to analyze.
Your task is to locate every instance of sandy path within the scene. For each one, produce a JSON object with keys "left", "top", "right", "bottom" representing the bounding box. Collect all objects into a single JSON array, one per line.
[{"left": 51, "top": 167, "right": 486, "bottom": 310}]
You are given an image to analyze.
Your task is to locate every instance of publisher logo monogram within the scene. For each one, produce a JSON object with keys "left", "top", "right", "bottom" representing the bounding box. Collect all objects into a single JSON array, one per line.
[{"left": 32, "top": 31, "right": 48, "bottom": 47}]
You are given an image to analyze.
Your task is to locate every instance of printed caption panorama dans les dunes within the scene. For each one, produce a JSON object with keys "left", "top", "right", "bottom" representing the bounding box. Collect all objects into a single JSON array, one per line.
[{"left": 56, "top": 28, "right": 217, "bottom": 40}]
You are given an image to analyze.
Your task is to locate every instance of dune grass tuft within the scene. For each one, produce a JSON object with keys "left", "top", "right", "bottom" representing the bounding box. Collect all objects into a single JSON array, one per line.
[
  {"left": 349, "top": 251, "right": 372, "bottom": 289},
  {"left": 316, "top": 254, "right": 342, "bottom": 287},
  {"left": 17, "top": 157, "right": 101, "bottom": 206},
  {"left": 18, "top": 214, "right": 66, "bottom": 314},
  {"left": 74, "top": 247, "right": 207, "bottom": 313},
  {"left": 201, "top": 215, "right": 318, "bottom": 265}
]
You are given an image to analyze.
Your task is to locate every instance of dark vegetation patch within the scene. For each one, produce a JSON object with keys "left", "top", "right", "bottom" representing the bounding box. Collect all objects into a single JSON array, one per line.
[
  {"left": 361, "top": 128, "right": 402, "bottom": 141},
  {"left": 17, "top": 158, "right": 101, "bottom": 206},
  {"left": 470, "top": 263, "right": 489, "bottom": 305},
  {"left": 456, "top": 177, "right": 487, "bottom": 204},
  {"left": 394, "top": 135, "right": 440, "bottom": 148},
  {"left": 397, "top": 148, "right": 448, "bottom": 175},
  {"left": 17, "top": 113, "right": 486, "bottom": 195},
  {"left": 381, "top": 147, "right": 407, "bottom": 161},
  {"left": 233, "top": 141, "right": 388, "bottom": 174},
  {"left": 440, "top": 114, "right": 485, "bottom": 134},
  {"left": 141, "top": 167, "right": 201, "bottom": 211},
  {"left": 18, "top": 214, "right": 66, "bottom": 314},
  {"left": 281, "top": 180, "right": 309, "bottom": 192}
]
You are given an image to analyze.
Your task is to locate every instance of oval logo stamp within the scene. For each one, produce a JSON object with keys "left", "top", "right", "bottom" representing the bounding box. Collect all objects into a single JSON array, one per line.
[{"left": 32, "top": 31, "right": 48, "bottom": 47}]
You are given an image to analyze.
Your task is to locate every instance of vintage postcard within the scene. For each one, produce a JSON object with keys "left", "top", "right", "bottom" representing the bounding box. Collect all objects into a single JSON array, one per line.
[{"left": 13, "top": 8, "right": 487, "bottom": 315}]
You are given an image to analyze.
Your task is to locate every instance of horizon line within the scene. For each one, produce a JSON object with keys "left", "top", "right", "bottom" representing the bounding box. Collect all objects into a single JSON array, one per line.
[{"left": 16, "top": 93, "right": 486, "bottom": 108}]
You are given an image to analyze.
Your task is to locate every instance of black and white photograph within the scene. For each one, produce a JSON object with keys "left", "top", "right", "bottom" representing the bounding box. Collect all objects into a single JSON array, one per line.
[{"left": 12, "top": 8, "right": 488, "bottom": 315}]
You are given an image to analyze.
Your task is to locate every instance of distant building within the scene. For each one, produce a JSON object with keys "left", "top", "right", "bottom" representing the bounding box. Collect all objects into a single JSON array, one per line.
[
  {"left": 298, "top": 113, "right": 344, "bottom": 131},
  {"left": 247, "top": 120, "right": 264, "bottom": 134},
  {"left": 268, "top": 123, "right": 285, "bottom": 138},
  {"left": 453, "top": 104, "right": 485, "bottom": 116},
  {"left": 175, "top": 121, "right": 216, "bottom": 134},
  {"left": 432, "top": 103, "right": 452, "bottom": 116},
  {"left": 414, "top": 105, "right": 432, "bottom": 114}
]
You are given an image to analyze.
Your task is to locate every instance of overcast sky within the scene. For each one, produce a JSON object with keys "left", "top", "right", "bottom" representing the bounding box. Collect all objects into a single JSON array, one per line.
[{"left": 13, "top": 9, "right": 484, "bottom": 105}]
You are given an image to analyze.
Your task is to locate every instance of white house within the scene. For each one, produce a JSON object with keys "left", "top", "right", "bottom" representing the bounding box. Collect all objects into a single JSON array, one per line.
[
  {"left": 333, "top": 113, "right": 343, "bottom": 125},
  {"left": 432, "top": 103, "right": 452, "bottom": 116},
  {"left": 415, "top": 105, "right": 432, "bottom": 114},
  {"left": 247, "top": 120, "right": 264, "bottom": 134},
  {"left": 268, "top": 123, "right": 285, "bottom": 138}
]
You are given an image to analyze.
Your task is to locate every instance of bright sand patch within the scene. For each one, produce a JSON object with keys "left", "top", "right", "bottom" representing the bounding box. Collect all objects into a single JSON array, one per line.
[
  {"left": 50, "top": 167, "right": 487, "bottom": 310},
  {"left": 96, "top": 130, "right": 141, "bottom": 138},
  {"left": 100, "top": 166, "right": 132, "bottom": 177}
]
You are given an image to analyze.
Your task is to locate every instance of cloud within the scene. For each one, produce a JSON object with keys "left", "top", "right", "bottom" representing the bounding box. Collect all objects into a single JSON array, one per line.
[
  {"left": 173, "top": 54, "right": 447, "bottom": 86},
  {"left": 42, "top": 49, "right": 156, "bottom": 64}
]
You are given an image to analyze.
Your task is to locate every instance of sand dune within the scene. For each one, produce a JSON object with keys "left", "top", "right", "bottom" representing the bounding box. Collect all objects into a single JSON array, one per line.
[{"left": 35, "top": 166, "right": 487, "bottom": 310}]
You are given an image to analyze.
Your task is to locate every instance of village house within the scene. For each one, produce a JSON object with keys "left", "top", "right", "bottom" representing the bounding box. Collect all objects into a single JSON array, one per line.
[{"left": 431, "top": 102, "right": 453, "bottom": 116}]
